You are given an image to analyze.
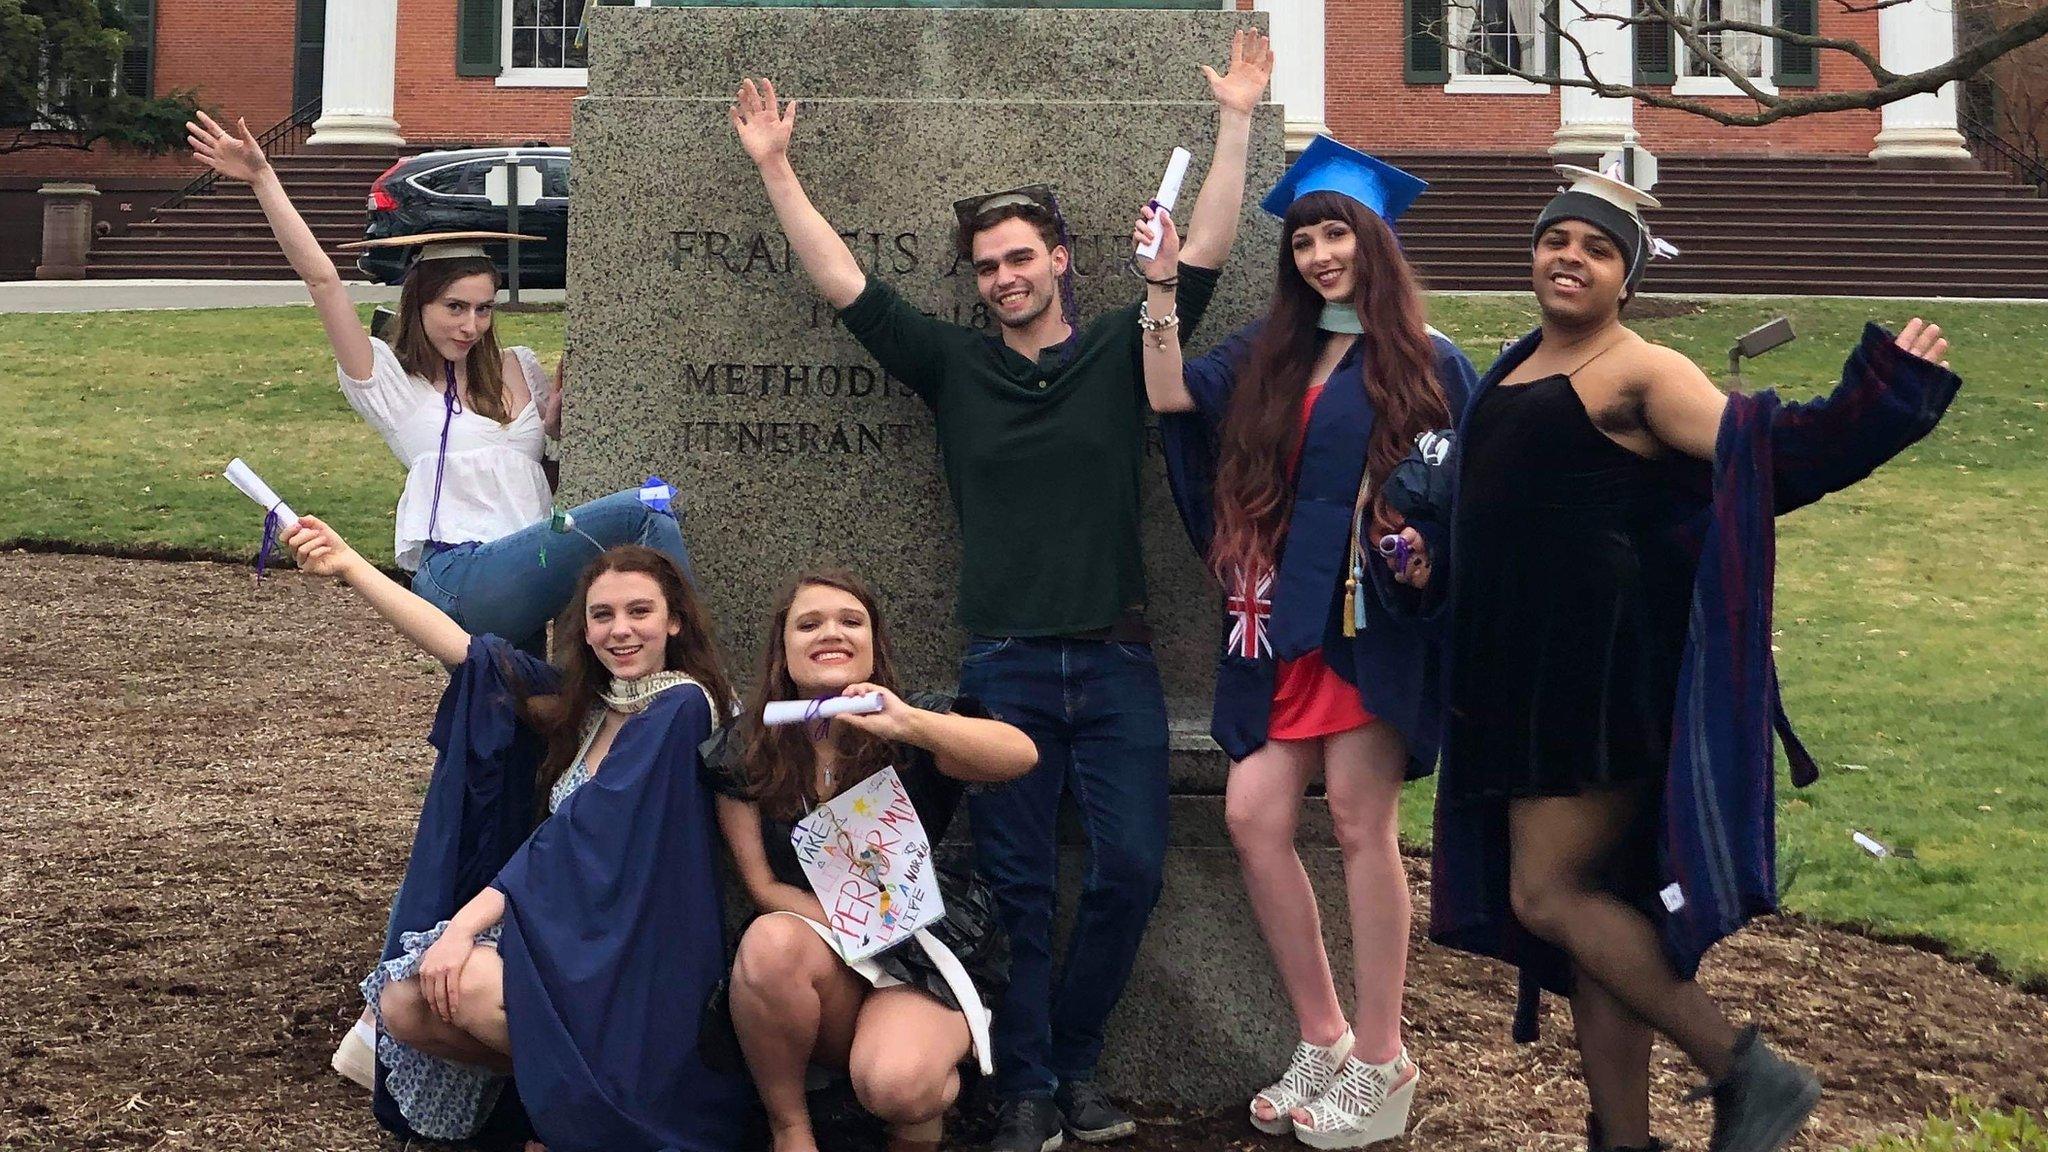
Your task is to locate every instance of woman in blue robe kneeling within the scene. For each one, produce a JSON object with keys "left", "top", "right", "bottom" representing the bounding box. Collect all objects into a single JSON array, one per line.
[{"left": 284, "top": 515, "right": 753, "bottom": 1152}]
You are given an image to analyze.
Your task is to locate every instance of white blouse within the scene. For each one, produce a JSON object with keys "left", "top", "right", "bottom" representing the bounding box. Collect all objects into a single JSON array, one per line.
[{"left": 339, "top": 338, "right": 555, "bottom": 571}]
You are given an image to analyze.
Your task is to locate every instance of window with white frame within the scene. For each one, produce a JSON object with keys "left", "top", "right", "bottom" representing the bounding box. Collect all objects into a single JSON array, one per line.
[
  {"left": 1675, "top": 0, "right": 1770, "bottom": 82},
  {"left": 508, "top": 0, "right": 588, "bottom": 71},
  {"left": 1446, "top": 0, "right": 1550, "bottom": 79},
  {"left": 500, "top": 0, "right": 647, "bottom": 83}
]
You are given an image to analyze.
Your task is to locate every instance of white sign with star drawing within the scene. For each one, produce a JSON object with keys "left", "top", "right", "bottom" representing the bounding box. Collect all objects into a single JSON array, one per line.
[{"left": 790, "top": 766, "right": 943, "bottom": 962}]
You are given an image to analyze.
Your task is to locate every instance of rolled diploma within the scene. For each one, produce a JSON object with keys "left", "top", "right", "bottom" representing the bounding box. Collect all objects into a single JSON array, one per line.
[
  {"left": 224, "top": 458, "right": 299, "bottom": 531},
  {"left": 1134, "top": 146, "right": 1193, "bottom": 261},
  {"left": 762, "top": 691, "right": 886, "bottom": 727}
]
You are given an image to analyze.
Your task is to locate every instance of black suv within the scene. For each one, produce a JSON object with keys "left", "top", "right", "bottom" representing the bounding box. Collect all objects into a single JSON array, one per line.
[{"left": 358, "top": 146, "right": 571, "bottom": 287}]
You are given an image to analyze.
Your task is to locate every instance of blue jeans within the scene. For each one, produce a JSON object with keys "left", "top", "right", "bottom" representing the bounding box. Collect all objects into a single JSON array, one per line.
[
  {"left": 409, "top": 489, "right": 692, "bottom": 655},
  {"left": 959, "top": 636, "right": 1170, "bottom": 1100}
]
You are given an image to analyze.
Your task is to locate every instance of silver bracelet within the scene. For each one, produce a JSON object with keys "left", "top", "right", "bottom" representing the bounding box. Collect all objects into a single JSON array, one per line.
[{"left": 1137, "top": 299, "right": 1180, "bottom": 333}]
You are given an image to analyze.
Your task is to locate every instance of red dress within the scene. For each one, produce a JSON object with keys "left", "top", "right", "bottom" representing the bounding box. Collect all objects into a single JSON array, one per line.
[{"left": 1267, "top": 382, "right": 1376, "bottom": 742}]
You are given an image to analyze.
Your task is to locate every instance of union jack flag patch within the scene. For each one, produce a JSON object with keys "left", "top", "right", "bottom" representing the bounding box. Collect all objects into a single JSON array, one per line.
[{"left": 1226, "top": 566, "right": 1274, "bottom": 660}]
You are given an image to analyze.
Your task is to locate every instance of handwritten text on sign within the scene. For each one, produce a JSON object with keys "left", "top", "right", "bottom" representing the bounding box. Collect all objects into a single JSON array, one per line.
[{"left": 791, "top": 766, "right": 943, "bottom": 963}]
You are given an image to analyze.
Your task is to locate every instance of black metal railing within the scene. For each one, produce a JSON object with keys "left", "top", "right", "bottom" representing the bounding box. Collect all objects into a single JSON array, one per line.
[
  {"left": 160, "top": 97, "right": 325, "bottom": 212},
  {"left": 1960, "top": 111, "right": 2048, "bottom": 198}
]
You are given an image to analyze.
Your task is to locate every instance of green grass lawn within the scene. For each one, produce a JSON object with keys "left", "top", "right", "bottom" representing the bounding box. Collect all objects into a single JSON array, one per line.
[{"left": 3, "top": 295, "right": 2044, "bottom": 989}]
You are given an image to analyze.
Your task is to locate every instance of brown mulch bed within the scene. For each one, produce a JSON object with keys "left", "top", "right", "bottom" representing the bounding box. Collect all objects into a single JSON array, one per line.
[{"left": 0, "top": 552, "right": 2042, "bottom": 1151}]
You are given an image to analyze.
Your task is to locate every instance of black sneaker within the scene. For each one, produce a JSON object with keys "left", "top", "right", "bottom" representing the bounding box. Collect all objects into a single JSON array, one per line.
[
  {"left": 1055, "top": 1081, "right": 1137, "bottom": 1144},
  {"left": 990, "top": 1096, "right": 1066, "bottom": 1152},
  {"left": 1693, "top": 1027, "right": 1822, "bottom": 1152}
]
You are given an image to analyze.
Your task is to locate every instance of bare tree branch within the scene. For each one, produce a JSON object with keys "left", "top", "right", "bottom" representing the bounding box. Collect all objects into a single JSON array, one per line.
[{"left": 1443, "top": 0, "right": 2048, "bottom": 128}]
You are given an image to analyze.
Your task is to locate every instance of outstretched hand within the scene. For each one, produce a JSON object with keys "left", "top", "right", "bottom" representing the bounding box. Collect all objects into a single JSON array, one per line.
[
  {"left": 186, "top": 110, "right": 270, "bottom": 184},
  {"left": 286, "top": 515, "right": 363, "bottom": 580},
  {"left": 828, "top": 683, "right": 920, "bottom": 744},
  {"left": 1894, "top": 317, "right": 1950, "bottom": 370},
  {"left": 1203, "top": 27, "right": 1275, "bottom": 116},
  {"left": 729, "top": 78, "right": 796, "bottom": 166}
]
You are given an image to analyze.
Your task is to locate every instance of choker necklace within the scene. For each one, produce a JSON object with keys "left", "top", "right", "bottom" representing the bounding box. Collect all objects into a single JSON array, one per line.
[
  {"left": 601, "top": 671, "right": 697, "bottom": 714},
  {"left": 1318, "top": 302, "right": 1363, "bottom": 334}
]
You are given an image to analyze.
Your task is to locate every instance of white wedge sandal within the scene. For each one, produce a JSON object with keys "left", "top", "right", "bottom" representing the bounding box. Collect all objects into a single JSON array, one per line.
[
  {"left": 1249, "top": 1029, "right": 1354, "bottom": 1136},
  {"left": 1290, "top": 1047, "right": 1419, "bottom": 1150}
]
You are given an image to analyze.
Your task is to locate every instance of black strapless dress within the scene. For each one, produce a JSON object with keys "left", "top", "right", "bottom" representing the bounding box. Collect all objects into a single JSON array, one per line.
[{"left": 1441, "top": 374, "right": 1704, "bottom": 806}]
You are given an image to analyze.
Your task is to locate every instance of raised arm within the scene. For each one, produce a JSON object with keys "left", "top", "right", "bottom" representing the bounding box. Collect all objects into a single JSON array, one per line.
[
  {"left": 1134, "top": 208, "right": 1195, "bottom": 414},
  {"left": 1177, "top": 27, "right": 1273, "bottom": 270},
  {"left": 286, "top": 515, "right": 471, "bottom": 666},
  {"left": 1639, "top": 345, "right": 1732, "bottom": 462},
  {"left": 831, "top": 685, "right": 1037, "bottom": 784},
  {"left": 730, "top": 79, "right": 867, "bottom": 309},
  {"left": 187, "top": 112, "right": 374, "bottom": 381}
]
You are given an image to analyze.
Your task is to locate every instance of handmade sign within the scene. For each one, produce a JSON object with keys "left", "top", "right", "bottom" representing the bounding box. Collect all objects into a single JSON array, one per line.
[{"left": 790, "top": 766, "right": 942, "bottom": 962}]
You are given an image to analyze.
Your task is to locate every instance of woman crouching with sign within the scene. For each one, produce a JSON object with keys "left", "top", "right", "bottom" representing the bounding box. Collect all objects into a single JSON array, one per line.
[{"left": 700, "top": 571, "right": 1037, "bottom": 1152}]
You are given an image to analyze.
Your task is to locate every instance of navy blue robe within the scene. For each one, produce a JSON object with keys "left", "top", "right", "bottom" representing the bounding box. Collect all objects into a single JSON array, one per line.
[
  {"left": 1424, "top": 323, "right": 1961, "bottom": 1033},
  {"left": 1159, "top": 321, "right": 1479, "bottom": 775},
  {"left": 376, "top": 636, "right": 754, "bottom": 1150}
]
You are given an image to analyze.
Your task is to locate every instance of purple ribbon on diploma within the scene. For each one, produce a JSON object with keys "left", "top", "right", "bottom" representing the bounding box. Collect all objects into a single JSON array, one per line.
[
  {"left": 1377, "top": 533, "right": 1412, "bottom": 572},
  {"left": 255, "top": 507, "right": 281, "bottom": 581}
]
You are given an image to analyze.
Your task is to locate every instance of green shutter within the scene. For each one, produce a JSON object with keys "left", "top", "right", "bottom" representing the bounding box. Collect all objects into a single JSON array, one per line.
[
  {"left": 457, "top": 0, "right": 503, "bottom": 77},
  {"left": 1632, "top": 0, "right": 1676, "bottom": 84},
  {"left": 1545, "top": 0, "right": 1561, "bottom": 79},
  {"left": 1774, "top": 0, "right": 1819, "bottom": 87},
  {"left": 1406, "top": 0, "right": 1449, "bottom": 83},
  {"left": 118, "top": 0, "right": 154, "bottom": 97}
]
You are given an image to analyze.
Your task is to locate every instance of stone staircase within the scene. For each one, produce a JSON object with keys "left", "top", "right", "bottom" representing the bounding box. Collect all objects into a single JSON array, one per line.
[
  {"left": 1386, "top": 154, "right": 2048, "bottom": 298},
  {"left": 81, "top": 150, "right": 2048, "bottom": 297},
  {"left": 80, "top": 149, "right": 403, "bottom": 281}
]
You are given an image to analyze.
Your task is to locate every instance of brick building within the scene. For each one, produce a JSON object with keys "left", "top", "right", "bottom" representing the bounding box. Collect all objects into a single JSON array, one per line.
[{"left": 3, "top": 0, "right": 2027, "bottom": 289}]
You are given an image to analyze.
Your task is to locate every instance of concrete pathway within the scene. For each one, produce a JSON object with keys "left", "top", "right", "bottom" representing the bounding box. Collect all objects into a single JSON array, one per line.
[{"left": 0, "top": 279, "right": 564, "bottom": 314}]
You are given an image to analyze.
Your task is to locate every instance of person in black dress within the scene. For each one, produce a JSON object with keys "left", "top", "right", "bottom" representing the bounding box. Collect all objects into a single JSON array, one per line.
[
  {"left": 702, "top": 570, "right": 1038, "bottom": 1152},
  {"left": 1390, "top": 168, "right": 1954, "bottom": 1152}
]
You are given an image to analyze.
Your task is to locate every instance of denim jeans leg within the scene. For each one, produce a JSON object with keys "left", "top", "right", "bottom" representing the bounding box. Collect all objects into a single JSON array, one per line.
[
  {"left": 1048, "top": 641, "right": 1170, "bottom": 1085},
  {"left": 960, "top": 639, "right": 1068, "bottom": 1101},
  {"left": 431, "top": 490, "right": 693, "bottom": 654}
]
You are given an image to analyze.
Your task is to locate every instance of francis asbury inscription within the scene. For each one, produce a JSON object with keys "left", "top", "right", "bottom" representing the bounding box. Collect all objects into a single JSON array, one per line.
[{"left": 562, "top": 5, "right": 1285, "bottom": 714}]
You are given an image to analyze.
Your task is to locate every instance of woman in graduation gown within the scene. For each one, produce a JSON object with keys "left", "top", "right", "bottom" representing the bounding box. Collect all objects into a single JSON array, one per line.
[
  {"left": 1385, "top": 168, "right": 1962, "bottom": 1152},
  {"left": 284, "top": 516, "right": 754, "bottom": 1152},
  {"left": 1141, "top": 138, "right": 1478, "bottom": 1148},
  {"left": 700, "top": 570, "right": 1037, "bottom": 1152}
]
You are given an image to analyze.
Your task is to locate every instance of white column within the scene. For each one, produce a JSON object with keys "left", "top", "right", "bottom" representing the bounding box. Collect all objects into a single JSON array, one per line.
[
  {"left": 307, "top": 0, "right": 405, "bottom": 146},
  {"left": 1551, "top": 0, "right": 1638, "bottom": 157},
  {"left": 1870, "top": 0, "right": 1970, "bottom": 160},
  {"left": 1254, "top": 0, "right": 1329, "bottom": 151}
]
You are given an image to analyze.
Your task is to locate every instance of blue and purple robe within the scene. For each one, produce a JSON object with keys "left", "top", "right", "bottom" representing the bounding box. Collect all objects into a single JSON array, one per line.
[
  {"left": 1159, "top": 322, "right": 1479, "bottom": 775},
  {"left": 1422, "top": 323, "right": 1961, "bottom": 1035},
  {"left": 373, "top": 636, "right": 755, "bottom": 1149}
]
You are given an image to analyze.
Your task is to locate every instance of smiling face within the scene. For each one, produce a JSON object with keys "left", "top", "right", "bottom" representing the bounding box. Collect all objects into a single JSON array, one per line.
[
  {"left": 1532, "top": 219, "right": 1628, "bottom": 324},
  {"left": 1291, "top": 217, "right": 1361, "bottom": 303},
  {"left": 418, "top": 271, "right": 498, "bottom": 365},
  {"left": 970, "top": 216, "right": 1069, "bottom": 330},
  {"left": 782, "top": 582, "right": 876, "bottom": 696},
  {"left": 583, "top": 570, "right": 681, "bottom": 680}
]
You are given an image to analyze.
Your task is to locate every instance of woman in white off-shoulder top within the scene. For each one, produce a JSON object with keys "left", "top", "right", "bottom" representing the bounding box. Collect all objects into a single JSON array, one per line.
[{"left": 187, "top": 111, "right": 691, "bottom": 657}]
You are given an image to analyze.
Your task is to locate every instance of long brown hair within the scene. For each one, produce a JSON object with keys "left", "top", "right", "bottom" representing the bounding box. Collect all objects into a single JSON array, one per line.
[
  {"left": 389, "top": 255, "right": 513, "bottom": 424},
  {"left": 1209, "top": 191, "right": 1451, "bottom": 582},
  {"left": 736, "top": 570, "right": 903, "bottom": 821},
  {"left": 523, "top": 545, "right": 736, "bottom": 806}
]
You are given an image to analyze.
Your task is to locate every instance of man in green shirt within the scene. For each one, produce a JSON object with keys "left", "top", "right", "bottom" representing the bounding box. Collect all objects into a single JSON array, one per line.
[{"left": 729, "top": 34, "right": 1269, "bottom": 1152}]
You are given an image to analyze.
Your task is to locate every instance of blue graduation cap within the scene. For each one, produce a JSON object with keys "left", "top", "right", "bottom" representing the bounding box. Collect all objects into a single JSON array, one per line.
[{"left": 1260, "top": 136, "right": 1428, "bottom": 225}]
